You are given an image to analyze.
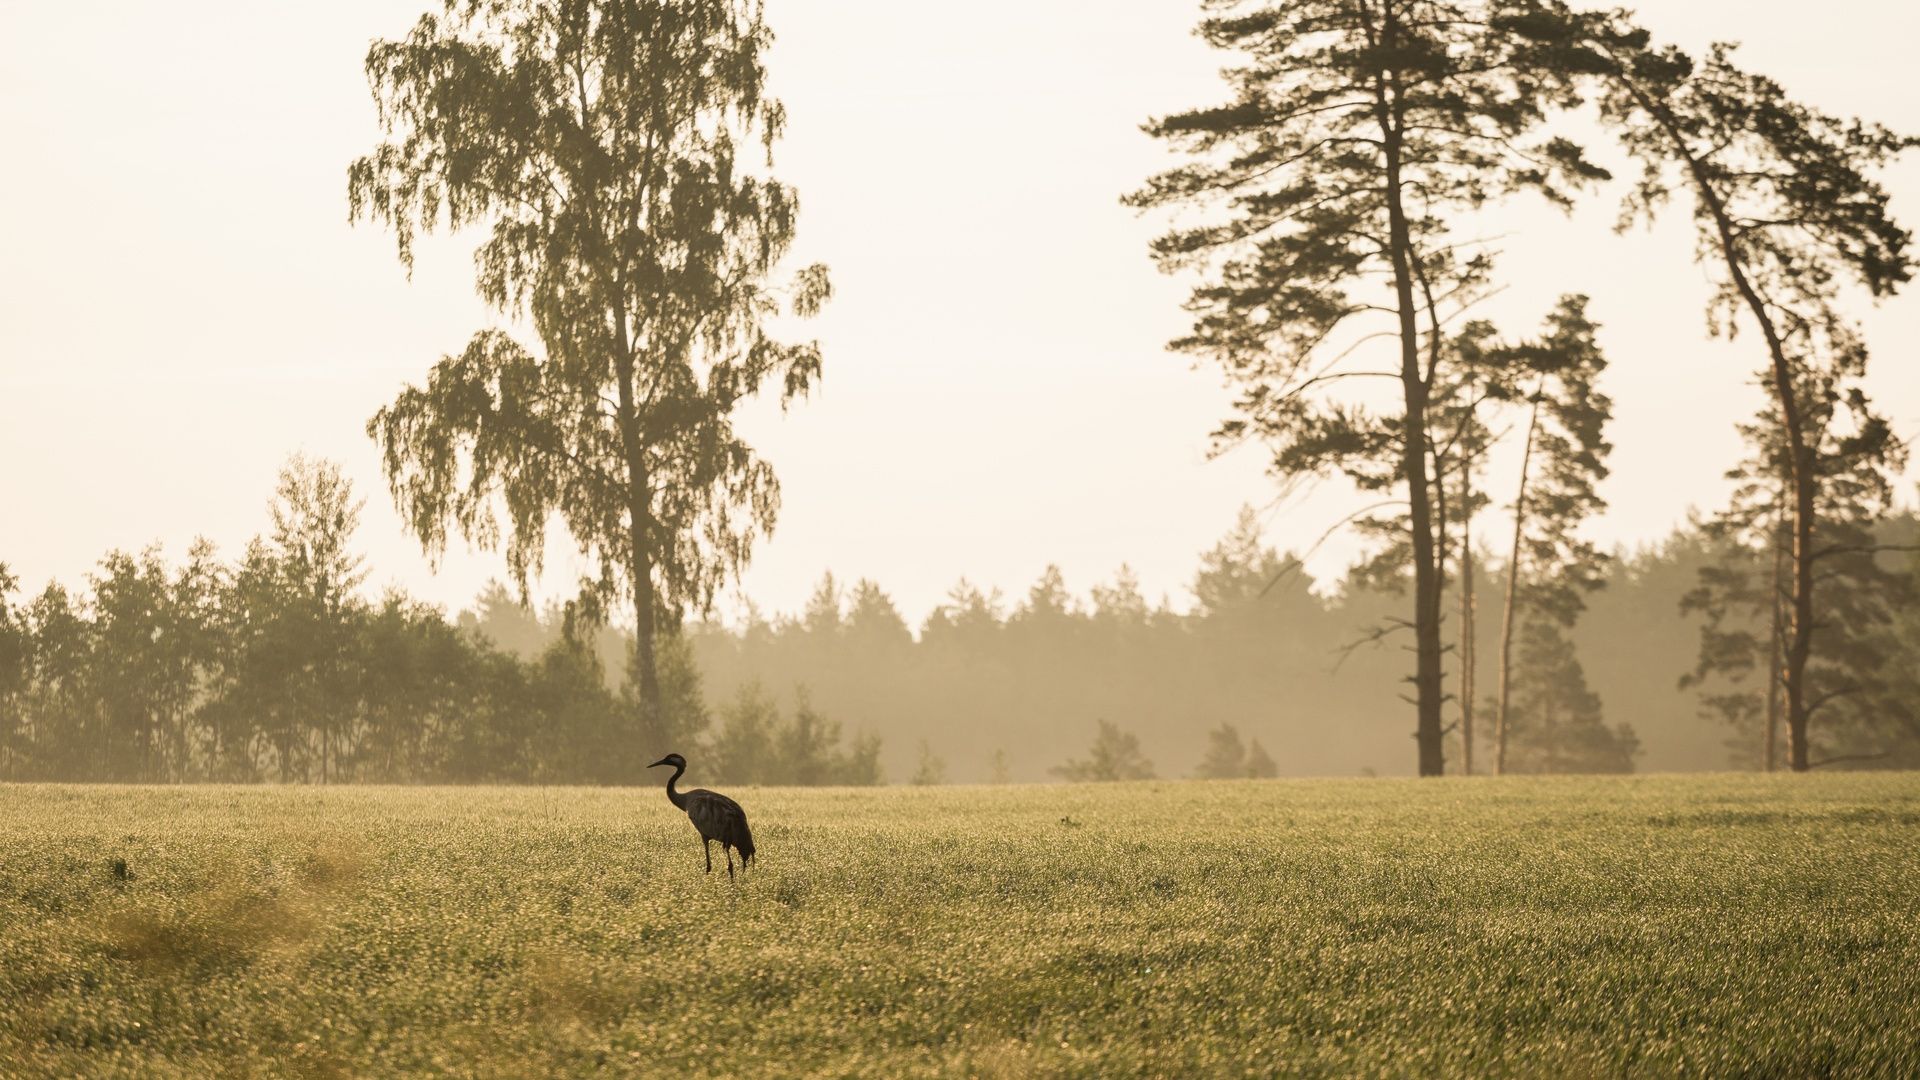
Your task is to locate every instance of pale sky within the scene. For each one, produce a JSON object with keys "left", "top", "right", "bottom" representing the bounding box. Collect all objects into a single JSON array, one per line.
[{"left": 3, "top": 1, "right": 1917, "bottom": 627}]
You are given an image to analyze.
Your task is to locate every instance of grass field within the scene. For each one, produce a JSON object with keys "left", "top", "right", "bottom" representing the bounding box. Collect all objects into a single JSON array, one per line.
[{"left": 3, "top": 774, "right": 1919, "bottom": 1078}]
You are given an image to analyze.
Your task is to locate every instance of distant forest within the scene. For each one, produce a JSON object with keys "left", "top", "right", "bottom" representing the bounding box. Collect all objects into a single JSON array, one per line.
[{"left": 4, "top": 459, "right": 1915, "bottom": 785}]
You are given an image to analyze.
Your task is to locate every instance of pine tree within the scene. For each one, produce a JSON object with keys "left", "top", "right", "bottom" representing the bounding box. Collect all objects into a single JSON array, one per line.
[
  {"left": 1129, "top": 0, "right": 1603, "bottom": 773},
  {"left": 1196, "top": 723, "right": 1248, "bottom": 779},
  {"left": 1052, "top": 720, "right": 1156, "bottom": 782},
  {"left": 1504, "top": 619, "right": 1637, "bottom": 773},
  {"left": 1684, "top": 390, "right": 1915, "bottom": 769},
  {"left": 0, "top": 566, "right": 26, "bottom": 779},
  {"left": 1487, "top": 298, "right": 1613, "bottom": 774},
  {"left": 911, "top": 741, "right": 948, "bottom": 786},
  {"left": 1244, "top": 738, "right": 1279, "bottom": 779},
  {"left": 1521, "top": 3, "right": 1915, "bottom": 769}
]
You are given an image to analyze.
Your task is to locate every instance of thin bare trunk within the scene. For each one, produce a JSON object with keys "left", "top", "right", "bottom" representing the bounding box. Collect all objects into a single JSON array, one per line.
[
  {"left": 1460, "top": 511, "right": 1477, "bottom": 776},
  {"left": 1613, "top": 62, "right": 1817, "bottom": 771},
  {"left": 1494, "top": 392, "right": 1543, "bottom": 776},
  {"left": 1764, "top": 503, "right": 1787, "bottom": 772}
]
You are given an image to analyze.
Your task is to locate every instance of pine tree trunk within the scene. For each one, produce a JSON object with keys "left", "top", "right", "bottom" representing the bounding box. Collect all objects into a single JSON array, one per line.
[
  {"left": 1494, "top": 395, "right": 1542, "bottom": 776},
  {"left": 1626, "top": 74, "right": 1819, "bottom": 773},
  {"left": 1457, "top": 408, "right": 1477, "bottom": 777},
  {"left": 1544, "top": 700, "right": 1558, "bottom": 774},
  {"left": 1374, "top": 23, "right": 1446, "bottom": 777},
  {"left": 1782, "top": 449, "right": 1814, "bottom": 771},
  {"left": 1460, "top": 525, "right": 1476, "bottom": 776},
  {"left": 1764, "top": 508, "right": 1787, "bottom": 772}
]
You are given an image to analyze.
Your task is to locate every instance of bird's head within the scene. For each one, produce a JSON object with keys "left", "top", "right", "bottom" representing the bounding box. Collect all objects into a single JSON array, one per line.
[{"left": 648, "top": 753, "right": 686, "bottom": 770}]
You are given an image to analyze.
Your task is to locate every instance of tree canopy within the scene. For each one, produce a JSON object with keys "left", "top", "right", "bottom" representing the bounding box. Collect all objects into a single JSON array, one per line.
[
  {"left": 1128, "top": 0, "right": 1605, "bottom": 774},
  {"left": 1517, "top": 3, "right": 1915, "bottom": 769},
  {"left": 353, "top": 0, "right": 830, "bottom": 737}
]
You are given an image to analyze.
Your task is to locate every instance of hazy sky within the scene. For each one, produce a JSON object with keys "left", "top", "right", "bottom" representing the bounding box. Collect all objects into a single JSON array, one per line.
[{"left": 3, "top": 1, "right": 1917, "bottom": 627}]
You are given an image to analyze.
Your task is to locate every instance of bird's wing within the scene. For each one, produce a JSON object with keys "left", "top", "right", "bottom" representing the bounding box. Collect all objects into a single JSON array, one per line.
[
  {"left": 683, "top": 787, "right": 742, "bottom": 810},
  {"left": 683, "top": 789, "right": 752, "bottom": 850}
]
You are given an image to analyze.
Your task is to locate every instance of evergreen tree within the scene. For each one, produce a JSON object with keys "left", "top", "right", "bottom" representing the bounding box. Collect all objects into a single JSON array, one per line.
[
  {"left": 0, "top": 566, "right": 26, "bottom": 778},
  {"left": 1427, "top": 321, "right": 1506, "bottom": 776},
  {"left": 911, "top": 740, "right": 947, "bottom": 786},
  {"left": 1684, "top": 396, "right": 1914, "bottom": 769},
  {"left": 1504, "top": 620, "right": 1638, "bottom": 773},
  {"left": 1089, "top": 566, "right": 1150, "bottom": 629},
  {"left": 1487, "top": 297, "right": 1614, "bottom": 773},
  {"left": 1196, "top": 723, "right": 1248, "bottom": 779},
  {"left": 1867, "top": 549, "right": 1920, "bottom": 769},
  {"left": 802, "top": 573, "right": 844, "bottom": 639},
  {"left": 921, "top": 581, "right": 1005, "bottom": 657},
  {"left": 1244, "top": 738, "right": 1279, "bottom": 779},
  {"left": 1196, "top": 722, "right": 1284, "bottom": 779},
  {"left": 22, "top": 584, "right": 89, "bottom": 778},
  {"left": 1129, "top": 0, "right": 1602, "bottom": 774},
  {"left": 845, "top": 580, "right": 912, "bottom": 652},
  {"left": 710, "top": 683, "right": 778, "bottom": 786},
  {"left": 1524, "top": 4, "right": 1915, "bottom": 769},
  {"left": 708, "top": 683, "right": 880, "bottom": 786},
  {"left": 1053, "top": 720, "right": 1156, "bottom": 782}
]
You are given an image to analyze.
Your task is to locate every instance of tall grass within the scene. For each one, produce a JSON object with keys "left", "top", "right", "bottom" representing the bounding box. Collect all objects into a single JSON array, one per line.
[{"left": 3, "top": 774, "right": 1917, "bottom": 1077}]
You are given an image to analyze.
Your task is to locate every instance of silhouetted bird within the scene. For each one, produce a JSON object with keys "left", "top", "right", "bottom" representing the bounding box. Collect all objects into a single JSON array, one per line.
[{"left": 649, "top": 753, "right": 756, "bottom": 880}]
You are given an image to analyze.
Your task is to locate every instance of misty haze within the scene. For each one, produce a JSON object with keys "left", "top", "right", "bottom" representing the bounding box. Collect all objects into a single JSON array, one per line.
[{"left": 3, "top": 1, "right": 1919, "bottom": 1076}]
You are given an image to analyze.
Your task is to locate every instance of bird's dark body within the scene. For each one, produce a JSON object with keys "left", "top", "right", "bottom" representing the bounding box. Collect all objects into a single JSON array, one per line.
[
  {"left": 680, "top": 787, "right": 755, "bottom": 864},
  {"left": 650, "top": 754, "right": 755, "bottom": 879}
]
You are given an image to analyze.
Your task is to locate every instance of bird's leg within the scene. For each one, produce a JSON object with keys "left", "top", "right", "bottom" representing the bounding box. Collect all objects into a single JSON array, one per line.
[
  {"left": 726, "top": 847, "right": 735, "bottom": 882},
  {"left": 704, "top": 838, "right": 713, "bottom": 874}
]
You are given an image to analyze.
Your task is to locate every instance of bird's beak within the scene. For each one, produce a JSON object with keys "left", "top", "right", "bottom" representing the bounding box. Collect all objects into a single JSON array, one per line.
[{"left": 648, "top": 757, "right": 672, "bottom": 768}]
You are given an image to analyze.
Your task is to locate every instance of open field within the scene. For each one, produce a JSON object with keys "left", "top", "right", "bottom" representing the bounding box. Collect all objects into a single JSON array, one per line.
[{"left": 3, "top": 774, "right": 1919, "bottom": 1078}]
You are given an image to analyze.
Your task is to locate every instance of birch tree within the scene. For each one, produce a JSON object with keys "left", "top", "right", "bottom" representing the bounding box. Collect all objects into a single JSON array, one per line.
[{"left": 353, "top": 0, "right": 829, "bottom": 744}]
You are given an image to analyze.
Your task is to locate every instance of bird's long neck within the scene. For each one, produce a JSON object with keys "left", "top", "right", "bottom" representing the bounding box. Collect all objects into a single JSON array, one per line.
[{"left": 664, "top": 762, "right": 687, "bottom": 810}]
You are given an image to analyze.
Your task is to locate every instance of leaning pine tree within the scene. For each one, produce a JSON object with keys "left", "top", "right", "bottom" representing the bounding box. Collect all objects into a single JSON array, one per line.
[
  {"left": 1519, "top": 3, "right": 1914, "bottom": 770},
  {"left": 1128, "top": 0, "right": 1603, "bottom": 774},
  {"left": 351, "top": 0, "right": 830, "bottom": 747}
]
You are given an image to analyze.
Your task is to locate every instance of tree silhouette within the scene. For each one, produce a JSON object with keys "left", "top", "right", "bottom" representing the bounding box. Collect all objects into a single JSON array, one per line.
[
  {"left": 0, "top": 566, "right": 26, "bottom": 778},
  {"left": 1684, "top": 397, "right": 1915, "bottom": 769},
  {"left": 911, "top": 740, "right": 948, "bottom": 786},
  {"left": 353, "top": 0, "right": 830, "bottom": 746},
  {"left": 1128, "top": 0, "right": 1603, "bottom": 774},
  {"left": 1523, "top": 4, "right": 1915, "bottom": 769},
  {"left": 1053, "top": 720, "right": 1156, "bottom": 782},
  {"left": 1486, "top": 298, "right": 1613, "bottom": 774}
]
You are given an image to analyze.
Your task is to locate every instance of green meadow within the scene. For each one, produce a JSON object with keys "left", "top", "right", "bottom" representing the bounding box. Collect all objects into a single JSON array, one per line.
[{"left": 3, "top": 773, "right": 1918, "bottom": 1078}]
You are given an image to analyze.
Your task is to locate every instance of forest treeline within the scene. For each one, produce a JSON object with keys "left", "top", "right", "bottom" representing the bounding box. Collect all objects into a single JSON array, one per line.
[
  {"left": 5, "top": 458, "right": 1914, "bottom": 784},
  {"left": 0, "top": 459, "right": 871, "bottom": 786},
  {"left": 512, "top": 507, "right": 1920, "bottom": 783}
]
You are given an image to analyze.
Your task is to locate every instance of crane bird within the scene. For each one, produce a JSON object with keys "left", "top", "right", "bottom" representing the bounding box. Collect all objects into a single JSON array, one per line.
[{"left": 648, "top": 753, "right": 756, "bottom": 880}]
